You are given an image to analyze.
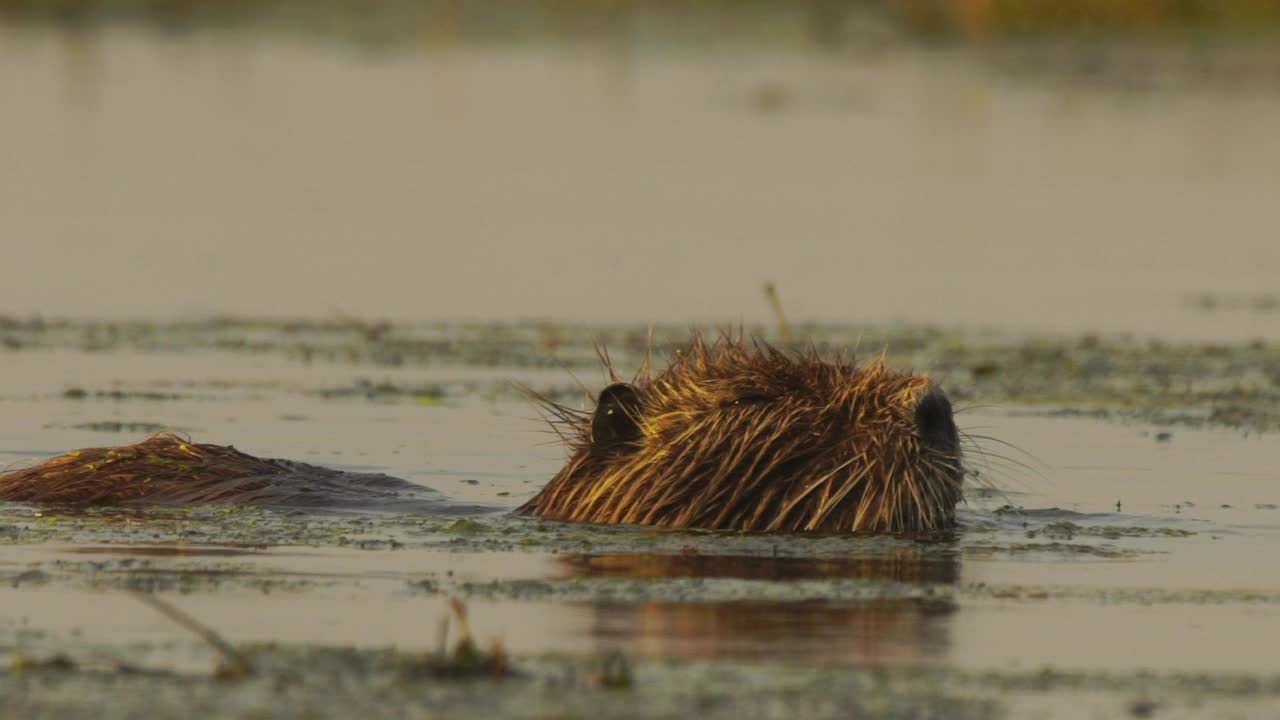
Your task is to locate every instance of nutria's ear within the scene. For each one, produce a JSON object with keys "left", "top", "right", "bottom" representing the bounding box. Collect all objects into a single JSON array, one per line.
[{"left": 591, "top": 383, "right": 642, "bottom": 450}]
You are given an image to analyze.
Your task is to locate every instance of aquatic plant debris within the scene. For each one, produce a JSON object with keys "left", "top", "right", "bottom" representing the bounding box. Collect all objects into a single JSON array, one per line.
[
  {"left": 400, "top": 598, "right": 512, "bottom": 680},
  {"left": 129, "top": 590, "right": 252, "bottom": 679},
  {"left": 3, "top": 317, "right": 1276, "bottom": 430}
]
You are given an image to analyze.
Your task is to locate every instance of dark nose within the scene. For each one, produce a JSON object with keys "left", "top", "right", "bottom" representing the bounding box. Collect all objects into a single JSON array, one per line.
[{"left": 914, "top": 385, "right": 959, "bottom": 450}]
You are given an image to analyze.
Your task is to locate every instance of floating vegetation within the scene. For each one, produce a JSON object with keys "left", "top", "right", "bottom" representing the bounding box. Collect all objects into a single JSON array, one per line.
[
  {"left": 63, "top": 388, "right": 187, "bottom": 402},
  {"left": 1189, "top": 292, "right": 1280, "bottom": 314},
  {"left": 1026, "top": 521, "right": 1197, "bottom": 540},
  {"left": 964, "top": 542, "right": 1140, "bottom": 559},
  {"left": 311, "top": 379, "right": 449, "bottom": 405},
  {"left": 443, "top": 518, "right": 491, "bottom": 534},
  {"left": 70, "top": 421, "right": 175, "bottom": 434},
  {"left": 4, "top": 316, "right": 1278, "bottom": 431}
]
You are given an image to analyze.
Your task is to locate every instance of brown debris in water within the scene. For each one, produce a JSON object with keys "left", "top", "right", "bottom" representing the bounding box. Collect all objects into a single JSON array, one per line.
[
  {"left": 130, "top": 590, "right": 253, "bottom": 680},
  {"left": 0, "top": 433, "right": 287, "bottom": 507},
  {"left": 401, "top": 597, "right": 512, "bottom": 681}
]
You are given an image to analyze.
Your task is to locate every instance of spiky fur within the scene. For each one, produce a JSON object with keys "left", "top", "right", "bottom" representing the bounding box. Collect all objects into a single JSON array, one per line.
[{"left": 520, "top": 335, "right": 964, "bottom": 533}]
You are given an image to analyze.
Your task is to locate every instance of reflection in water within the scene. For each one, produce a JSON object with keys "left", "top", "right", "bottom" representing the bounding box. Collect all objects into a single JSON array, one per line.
[
  {"left": 561, "top": 548, "right": 959, "bottom": 663},
  {"left": 586, "top": 599, "right": 953, "bottom": 663},
  {"left": 561, "top": 549, "right": 959, "bottom": 583}
]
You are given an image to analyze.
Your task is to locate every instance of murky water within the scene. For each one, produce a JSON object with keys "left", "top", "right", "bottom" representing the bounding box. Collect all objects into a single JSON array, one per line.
[
  {"left": 3, "top": 20, "right": 1280, "bottom": 719},
  {"left": 3, "top": 343, "right": 1280, "bottom": 688},
  {"left": 2, "top": 27, "right": 1279, "bottom": 339}
]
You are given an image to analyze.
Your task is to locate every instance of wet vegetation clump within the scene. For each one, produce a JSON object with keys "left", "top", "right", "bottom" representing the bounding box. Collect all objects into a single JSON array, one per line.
[{"left": 400, "top": 599, "right": 512, "bottom": 681}]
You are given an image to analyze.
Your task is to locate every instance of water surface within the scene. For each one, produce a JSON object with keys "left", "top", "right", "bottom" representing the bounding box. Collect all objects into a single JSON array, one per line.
[
  {"left": 2, "top": 27, "right": 1279, "bottom": 339},
  {"left": 3, "top": 21, "right": 1280, "bottom": 719}
]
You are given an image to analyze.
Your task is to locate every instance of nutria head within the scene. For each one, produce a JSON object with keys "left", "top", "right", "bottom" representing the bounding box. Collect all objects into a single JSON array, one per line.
[{"left": 520, "top": 335, "right": 964, "bottom": 533}]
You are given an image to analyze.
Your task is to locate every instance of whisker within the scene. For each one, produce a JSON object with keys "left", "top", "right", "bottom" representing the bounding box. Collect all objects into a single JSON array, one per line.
[
  {"left": 962, "top": 433, "right": 1045, "bottom": 467},
  {"left": 953, "top": 402, "right": 1003, "bottom": 415}
]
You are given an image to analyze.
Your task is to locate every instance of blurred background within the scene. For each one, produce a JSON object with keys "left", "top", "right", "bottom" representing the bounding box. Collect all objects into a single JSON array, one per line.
[{"left": 2, "top": 0, "right": 1278, "bottom": 340}]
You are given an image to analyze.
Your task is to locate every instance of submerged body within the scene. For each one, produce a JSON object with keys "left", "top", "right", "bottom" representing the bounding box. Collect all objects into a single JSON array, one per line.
[
  {"left": 0, "top": 433, "right": 458, "bottom": 513},
  {"left": 520, "top": 336, "right": 964, "bottom": 533}
]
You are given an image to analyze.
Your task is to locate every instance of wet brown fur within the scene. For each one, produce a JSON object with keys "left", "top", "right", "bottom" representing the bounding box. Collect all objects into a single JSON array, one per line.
[
  {"left": 0, "top": 433, "right": 289, "bottom": 506},
  {"left": 520, "top": 334, "right": 964, "bottom": 533},
  {"left": 0, "top": 433, "right": 470, "bottom": 511}
]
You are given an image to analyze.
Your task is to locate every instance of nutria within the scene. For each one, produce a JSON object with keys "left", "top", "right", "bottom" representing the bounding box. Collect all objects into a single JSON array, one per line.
[
  {"left": 520, "top": 334, "right": 963, "bottom": 533},
  {"left": 0, "top": 334, "right": 964, "bottom": 533}
]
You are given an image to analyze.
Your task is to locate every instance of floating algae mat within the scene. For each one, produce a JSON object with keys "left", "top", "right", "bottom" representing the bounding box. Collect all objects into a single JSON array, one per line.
[{"left": 2, "top": 320, "right": 1280, "bottom": 719}]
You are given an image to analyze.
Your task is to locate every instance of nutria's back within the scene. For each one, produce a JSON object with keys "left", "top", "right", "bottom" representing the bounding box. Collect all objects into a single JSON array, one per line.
[
  {"left": 520, "top": 335, "right": 964, "bottom": 533},
  {"left": 0, "top": 433, "right": 471, "bottom": 514}
]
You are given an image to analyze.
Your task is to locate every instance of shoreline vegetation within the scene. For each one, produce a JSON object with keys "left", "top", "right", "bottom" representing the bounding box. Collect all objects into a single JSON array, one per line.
[{"left": 3, "top": 0, "right": 1280, "bottom": 50}]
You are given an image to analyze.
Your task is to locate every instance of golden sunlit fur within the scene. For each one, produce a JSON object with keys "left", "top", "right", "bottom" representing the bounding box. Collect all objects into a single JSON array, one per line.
[
  {"left": 520, "top": 335, "right": 964, "bottom": 533},
  {"left": 0, "top": 433, "right": 441, "bottom": 510},
  {"left": 0, "top": 433, "right": 287, "bottom": 506}
]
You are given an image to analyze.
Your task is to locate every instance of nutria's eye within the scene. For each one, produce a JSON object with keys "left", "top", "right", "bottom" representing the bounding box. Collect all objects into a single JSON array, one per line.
[
  {"left": 725, "top": 393, "right": 771, "bottom": 408},
  {"left": 591, "top": 383, "right": 642, "bottom": 450},
  {"left": 915, "top": 386, "right": 959, "bottom": 450}
]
